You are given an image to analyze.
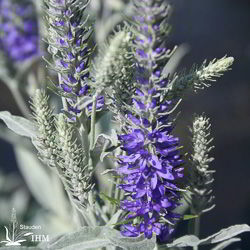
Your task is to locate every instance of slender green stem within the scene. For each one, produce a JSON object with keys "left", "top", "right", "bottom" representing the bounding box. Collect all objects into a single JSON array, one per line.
[
  {"left": 57, "top": 73, "right": 68, "bottom": 111},
  {"left": 60, "top": 176, "right": 88, "bottom": 227},
  {"left": 90, "top": 94, "right": 97, "bottom": 149},
  {"left": 153, "top": 244, "right": 159, "bottom": 250},
  {"left": 193, "top": 215, "right": 200, "bottom": 250},
  {"left": 86, "top": 191, "right": 97, "bottom": 226},
  {"left": 88, "top": 94, "right": 97, "bottom": 171},
  {"left": 95, "top": 199, "right": 109, "bottom": 223},
  {"left": 194, "top": 215, "right": 200, "bottom": 237},
  {"left": 12, "top": 221, "right": 15, "bottom": 242},
  {"left": 111, "top": 178, "right": 121, "bottom": 215}
]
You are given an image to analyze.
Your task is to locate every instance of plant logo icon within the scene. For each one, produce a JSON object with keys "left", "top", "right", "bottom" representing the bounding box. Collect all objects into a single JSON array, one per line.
[{"left": 0, "top": 208, "right": 33, "bottom": 246}]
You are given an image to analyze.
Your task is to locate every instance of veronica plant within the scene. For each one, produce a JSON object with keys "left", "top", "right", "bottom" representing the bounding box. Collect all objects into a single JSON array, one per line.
[{"left": 1, "top": 0, "right": 250, "bottom": 249}]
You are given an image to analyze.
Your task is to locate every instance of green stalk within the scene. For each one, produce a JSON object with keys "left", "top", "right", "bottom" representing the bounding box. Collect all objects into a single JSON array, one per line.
[
  {"left": 90, "top": 94, "right": 97, "bottom": 149},
  {"left": 12, "top": 221, "right": 15, "bottom": 242},
  {"left": 88, "top": 94, "right": 97, "bottom": 171},
  {"left": 58, "top": 73, "right": 68, "bottom": 111},
  {"left": 84, "top": 93, "right": 98, "bottom": 226},
  {"left": 188, "top": 208, "right": 200, "bottom": 250},
  {"left": 193, "top": 215, "right": 200, "bottom": 250}
]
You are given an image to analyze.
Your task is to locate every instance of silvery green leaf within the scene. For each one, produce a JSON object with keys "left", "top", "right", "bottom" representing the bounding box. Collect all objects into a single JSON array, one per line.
[
  {"left": 93, "top": 134, "right": 112, "bottom": 151},
  {"left": 76, "top": 96, "right": 93, "bottom": 110},
  {"left": 0, "top": 124, "right": 33, "bottom": 150},
  {"left": 14, "top": 146, "right": 69, "bottom": 218},
  {"left": 210, "top": 238, "right": 241, "bottom": 250},
  {"left": 183, "top": 214, "right": 198, "bottom": 221},
  {"left": 100, "top": 151, "right": 112, "bottom": 162},
  {"left": 106, "top": 209, "right": 123, "bottom": 227},
  {"left": 92, "top": 132, "right": 118, "bottom": 163},
  {"left": 40, "top": 226, "right": 156, "bottom": 250},
  {"left": 16, "top": 55, "right": 41, "bottom": 82},
  {"left": 199, "top": 224, "right": 250, "bottom": 245},
  {"left": 39, "top": 226, "right": 112, "bottom": 250},
  {"left": 163, "top": 44, "right": 190, "bottom": 77},
  {"left": 166, "top": 235, "right": 200, "bottom": 248},
  {"left": 173, "top": 197, "right": 189, "bottom": 216},
  {"left": 110, "top": 129, "right": 118, "bottom": 146},
  {"left": 0, "top": 247, "right": 41, "bottom": 250},
  {"left": 0, "top": 111, "right": 37, "bottom": 139},
  {"left": 106, "top": 228, "right": 156, "bottom": 250}
]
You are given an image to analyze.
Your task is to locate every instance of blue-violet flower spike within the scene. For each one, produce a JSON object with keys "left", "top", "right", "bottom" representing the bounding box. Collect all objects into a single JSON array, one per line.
[{"left": 117, "top": 0, "right": 184, "bottom": 242}]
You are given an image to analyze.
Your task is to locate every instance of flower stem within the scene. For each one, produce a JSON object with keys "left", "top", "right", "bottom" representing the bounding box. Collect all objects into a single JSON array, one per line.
[
  {"left": 193, "top": 215, "right": 200, "bottom": 250},
  {"left": 88, "top": 94, "right": 97, "bottom": 171},
  {"left": 90, "top": 94, "right": 97, "bottom": 149},
  {"left": 12, "top": 221, "right": 14, "bottom": 242},
  {"left": 58, "top": 73, "right": 68, "bottom": 111}
]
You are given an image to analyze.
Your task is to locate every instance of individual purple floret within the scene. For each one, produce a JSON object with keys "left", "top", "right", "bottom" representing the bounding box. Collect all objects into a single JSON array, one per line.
[
  {"left": 116, "top": 0, "right": 184, "bottom": 241},
  {"left": 0, "top": 0, "right": 39, "bottom": 62}
]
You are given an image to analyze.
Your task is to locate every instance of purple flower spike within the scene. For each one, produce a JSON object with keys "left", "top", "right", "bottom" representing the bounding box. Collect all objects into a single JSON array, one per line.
[
  {"left": 118, "top": 121, "right": 184, "bottom": 239},
  {"left": 45, "top": 0, "right": 99, "bottom": 118},
  {"left": 117, "top": 0, "right": 184, "bottom": 241}
]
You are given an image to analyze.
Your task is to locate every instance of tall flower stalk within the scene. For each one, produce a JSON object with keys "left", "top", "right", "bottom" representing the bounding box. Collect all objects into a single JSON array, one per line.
[
  {"left": 31, "top": 89, "right": 93, "bottom": 211},
  {"left": 44, "top": 0, "right": 96, "bottom": 117},
  {"left": 116, "top": 0, "right": 184, "bottom": 241},
  {"left": 186, "top": 115, "right": 215, "bottom": 243}
]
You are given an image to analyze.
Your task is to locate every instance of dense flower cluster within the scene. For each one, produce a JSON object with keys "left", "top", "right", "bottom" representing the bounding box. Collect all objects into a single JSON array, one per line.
[
  {"left": 117, "top": 0, "right": 184, "bottom": 241},
  {"left": 0, "top": 0, "right": 39, "bottom": 62},
  {"left": 118, "top": 125, "right": 184, "bottom": 241},
  {"left": 45, "top": 0, "right": 103, "bottom": 117},
  {"left": 188, "top": 115, "right": 215, "bottom": 215}
]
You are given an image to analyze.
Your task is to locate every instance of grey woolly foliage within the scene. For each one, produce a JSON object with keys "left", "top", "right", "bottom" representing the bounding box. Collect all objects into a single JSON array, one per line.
[
  {"left": 0, "top": 111, "right": 37, "bottom": 139},
  {"left": 31, "top": 89, "right": 58, "bottom": 167},
  {"left": 32, "top": 90, "right": 92, "bottom": 208},
  {"left": 187, "top": 115, "right": 215, "bottom": 215},
  {"left": 164, "top": 56, "right": 234, "bottom": 100},
  {"left": 92, "top": 28, "right": 136, "bottom": 114},
  {"left": 93, "top": 29, "right": 133, "bottom": 89},
  {"left": 56, "top": 113, "right": 93, "bottom": 207}
]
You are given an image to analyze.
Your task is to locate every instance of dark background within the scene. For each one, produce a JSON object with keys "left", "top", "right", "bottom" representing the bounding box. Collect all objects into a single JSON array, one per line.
[
  {"left": 0, "top": 0, "right": 250, "bottom": 249},
  {"left": 171, "top": 0, "right": 250, "bottom": 249}
]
